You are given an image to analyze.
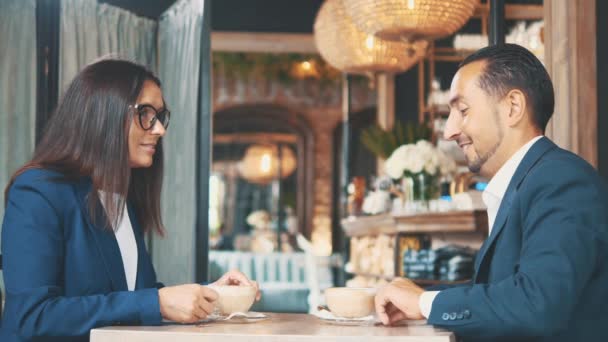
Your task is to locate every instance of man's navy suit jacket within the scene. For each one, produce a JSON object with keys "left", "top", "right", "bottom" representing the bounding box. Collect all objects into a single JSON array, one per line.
[{"left": 428, "top": 137, "right": 608, "bottom": 341}]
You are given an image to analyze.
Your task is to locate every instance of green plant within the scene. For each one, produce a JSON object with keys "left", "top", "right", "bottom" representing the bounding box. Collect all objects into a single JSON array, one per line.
[
  {"left": 361, "top": 120, "right": 432, "bottom": 159},
  {"left": 212, "top": 52, "right": 368, "bottom": 89}
]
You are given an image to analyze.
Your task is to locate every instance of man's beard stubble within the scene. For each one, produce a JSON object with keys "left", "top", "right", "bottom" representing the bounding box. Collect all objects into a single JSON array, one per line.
[{"left": 466, "top": 110, "right": 504, "bottom": 173}]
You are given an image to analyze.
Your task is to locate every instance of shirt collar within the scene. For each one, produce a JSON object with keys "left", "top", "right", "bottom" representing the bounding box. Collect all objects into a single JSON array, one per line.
[{"left": 482, "top": 136, "right": 544, "bottom": 206}]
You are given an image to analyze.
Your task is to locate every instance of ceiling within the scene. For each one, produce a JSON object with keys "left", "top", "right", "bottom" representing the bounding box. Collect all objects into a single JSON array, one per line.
[
  {"left": 100, "top": 0, "right": 324, "bottom": 32},
  {"left": 101, "top": 0, "right": 542, "bottom": 32},
  {"left": 100, "top": 0, "right": 175, "bottom": 19}
]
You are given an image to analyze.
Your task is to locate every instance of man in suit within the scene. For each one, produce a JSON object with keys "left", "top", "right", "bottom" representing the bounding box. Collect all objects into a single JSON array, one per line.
[{"left": 375, "top": 43, "right": 608, "bottom": 341}]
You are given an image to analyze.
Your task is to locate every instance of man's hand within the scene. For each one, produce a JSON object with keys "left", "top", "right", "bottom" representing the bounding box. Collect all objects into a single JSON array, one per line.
[
  {"left": 211, "top": 269, "right": 261, "bottom": 301},
  {"left": 158, "top": 284, "right": 218, "bottom": 323},
  {"left": 374, "top": 278, "right": 425, "bottom": 325}
]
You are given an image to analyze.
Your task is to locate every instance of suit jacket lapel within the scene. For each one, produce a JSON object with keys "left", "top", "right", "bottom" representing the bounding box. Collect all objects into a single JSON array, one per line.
[
  {"left": 473, "top": 137, "right": 557, "bottom": 282},
  {"left": 473, "top": 189, "right": 516, "bottom": 281},
  {"left": 74, "top": 178, "right": 128, "bottom": 292}
]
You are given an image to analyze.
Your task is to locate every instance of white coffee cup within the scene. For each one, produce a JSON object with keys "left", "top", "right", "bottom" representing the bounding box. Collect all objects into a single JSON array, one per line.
[
  {"left": 324, "top": 287, "right": 376, "bottom": 318},
  {"left": 208, "top": 285, "right": 257, "bottom": 315}
]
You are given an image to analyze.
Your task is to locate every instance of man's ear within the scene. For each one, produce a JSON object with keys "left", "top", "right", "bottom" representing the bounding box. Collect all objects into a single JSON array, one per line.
[{"left": 504, "top": 89, "right": 527, "bottom": 127}]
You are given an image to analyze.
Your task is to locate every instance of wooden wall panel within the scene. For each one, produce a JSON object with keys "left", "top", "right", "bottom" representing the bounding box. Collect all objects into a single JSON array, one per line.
[{"left": 544, "top": 0, "right": 598, "bottom": 167}]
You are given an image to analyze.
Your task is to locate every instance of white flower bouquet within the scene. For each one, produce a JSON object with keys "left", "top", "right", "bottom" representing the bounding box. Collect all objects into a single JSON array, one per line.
[
  {"left": 384, "top": 140, "right": 456, "bottom": 180},
  {"left": 384, "top": 140, "right": 457, "bottom": 205}
]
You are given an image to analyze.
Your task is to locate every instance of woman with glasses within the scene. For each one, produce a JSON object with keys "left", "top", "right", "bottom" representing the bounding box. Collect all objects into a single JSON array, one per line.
[{"left": 0, "top": 59, "right": 259, "bottom": 342}]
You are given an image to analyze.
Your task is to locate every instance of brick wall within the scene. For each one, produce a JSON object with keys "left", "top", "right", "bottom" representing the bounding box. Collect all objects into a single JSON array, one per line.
[{"left": 213, "top": 73, "right": 375, "bottom": 255}]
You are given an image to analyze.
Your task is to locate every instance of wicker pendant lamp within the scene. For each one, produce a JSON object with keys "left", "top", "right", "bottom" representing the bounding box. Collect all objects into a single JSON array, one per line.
[
  {"left": 314, "top": 0, "right": 428, "bottom": 74},
  {"left": 237, "top": 145, "right": 297, "bottom": 185},
  {"left": 342, "top": 0, "right": 479, "bottom": 42}
]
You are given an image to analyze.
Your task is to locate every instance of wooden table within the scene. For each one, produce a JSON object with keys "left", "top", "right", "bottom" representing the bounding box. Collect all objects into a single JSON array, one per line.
[{"left": 90, "top": 313, "right": 455, "bottom": 342}]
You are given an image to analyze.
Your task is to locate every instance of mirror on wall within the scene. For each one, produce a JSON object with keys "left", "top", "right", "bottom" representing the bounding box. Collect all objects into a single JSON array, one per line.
[{"left": 209, "top": 105, "right": 313, "bottom": 253}]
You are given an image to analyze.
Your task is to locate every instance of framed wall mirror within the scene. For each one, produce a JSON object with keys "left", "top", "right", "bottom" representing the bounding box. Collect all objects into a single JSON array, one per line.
[{"left": 210, "top": 104, "right": 314, "bottom": 253}]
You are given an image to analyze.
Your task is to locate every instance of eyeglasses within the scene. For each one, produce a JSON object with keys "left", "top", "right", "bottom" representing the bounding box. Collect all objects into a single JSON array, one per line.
[{"left": 131, "top": 103, "right": 171, "bottom": 131}]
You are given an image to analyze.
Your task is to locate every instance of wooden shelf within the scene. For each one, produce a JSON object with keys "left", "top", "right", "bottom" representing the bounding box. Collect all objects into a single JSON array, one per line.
[
  {"left": 347, "top": 271, "right": 395, "bottom": 281},
  {"left": 342, "top": 214, "right": 395, "bottom": 237},
  {"left": 422, "top": 106, "right": 450, "bottom": 116},
  {"left": 433, "top": 47, "right": 475, "bottom": 55},
  {"left": 412, "top": 278, "right": 470, "bottom": 287},
  {"left": 428, "top": 47, "right": 475, "bottom": 62},
  {"left": 419, "top": 3, "right": 544, "bottom": 123},
  {"left": 341, "top": 210, "right": 488, "bottom": 237},
  {"left": 346, "top": 271, "right": 470, "bottom": 287},
  {"left": 473, "top": 4, "right": 544, "bottom": 21}
]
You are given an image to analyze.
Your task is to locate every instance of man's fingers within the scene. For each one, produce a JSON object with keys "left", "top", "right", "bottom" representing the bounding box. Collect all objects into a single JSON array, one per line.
[
  {"left": 385, "top": 302, "right": 400, "bottom": 315},
  {"left": 388, "top": 310, "right": 407, "bottom": 325},
  {"left": 377, "top": 311, "right": 390, "bottom": 325},
  {"left": 374, "top": 289, "right": 392, "bottom": 325},
  {"left": 380, "top": 297, "right": 407, "bottom": 325}
]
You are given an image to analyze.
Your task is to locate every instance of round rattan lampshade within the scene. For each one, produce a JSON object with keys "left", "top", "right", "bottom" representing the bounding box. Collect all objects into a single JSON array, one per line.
[
  {"left": 343, "top": 0, "right": 479, "bottom": 42},
  {"left": 314, "top": 0, "right": 428, "bottom": 74},
  {"left": 237, "top": 145, "right": 297, "bottom": 185}
]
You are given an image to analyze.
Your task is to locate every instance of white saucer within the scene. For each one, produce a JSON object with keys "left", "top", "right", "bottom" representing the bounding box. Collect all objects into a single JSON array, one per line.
[
  {"left": 312, "top": 309, "right": 378, "bottom": 326},
  {"left": 206, "top": 311, "right": 269, "bottom": 324}
]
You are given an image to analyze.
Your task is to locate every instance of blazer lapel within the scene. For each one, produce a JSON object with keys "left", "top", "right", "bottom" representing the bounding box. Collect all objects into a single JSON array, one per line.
[
  {"left": 74, "top": 178, "right": 128, "bottom": 292},
  {"left": 473, "top": 189, "right": 516, "bottom": 281},
  {"left": 473, "top": 137, "right": 557, "bottom": 282}
]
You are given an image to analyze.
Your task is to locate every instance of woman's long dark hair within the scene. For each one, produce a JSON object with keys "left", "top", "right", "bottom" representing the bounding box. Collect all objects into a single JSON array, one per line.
[{"left": 6, "top": 59, "right": 165, "bottom": 235}]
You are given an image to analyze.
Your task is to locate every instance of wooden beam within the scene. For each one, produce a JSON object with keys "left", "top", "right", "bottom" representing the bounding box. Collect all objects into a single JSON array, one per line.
[
  {"left": 213, "top": 133, "right": 298, "bottom": 144},
  {"left": 474, "top": 4, "right": 544, "bottom": 20},
  {"left": 211, "top": 31, "right": 317, "bottom": 53},
  {"left": 418, "top": 59, "right": 425, "bottom": 123},
  {"left": 376, "top": 73, "right": 395, "bottom": 176},
  {"left": 376, "top": 73, "right": 395, "bottom": 131}
]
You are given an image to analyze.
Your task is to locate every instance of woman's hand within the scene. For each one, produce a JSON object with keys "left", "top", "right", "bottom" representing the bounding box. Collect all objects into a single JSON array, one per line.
[
  {"left": 158, "top": 284, "right": 219, "bottom": 323},
  {"left": 211, "top": 269, "right": 261, "bottom": 301}
]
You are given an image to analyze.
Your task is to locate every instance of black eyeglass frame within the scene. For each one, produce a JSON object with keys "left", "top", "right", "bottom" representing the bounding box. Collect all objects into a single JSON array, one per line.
[{"left": 131, "top": 103, "right": 171, "bottom": 131}]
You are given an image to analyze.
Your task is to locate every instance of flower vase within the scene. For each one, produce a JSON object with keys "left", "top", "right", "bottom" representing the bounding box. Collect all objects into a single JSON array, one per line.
[{"left": 400, "top": 171, "right": 439, "bottom": 213}]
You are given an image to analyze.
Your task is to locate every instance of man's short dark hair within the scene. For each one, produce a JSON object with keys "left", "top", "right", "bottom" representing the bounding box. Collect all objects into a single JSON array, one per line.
[{"left": 459, "top": 43, "right": 554, "bottom": 132}]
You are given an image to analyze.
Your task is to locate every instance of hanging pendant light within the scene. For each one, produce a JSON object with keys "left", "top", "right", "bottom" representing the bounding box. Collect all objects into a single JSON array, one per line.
[
  {"left": 342, "top": 0, "right": 479, "bottom": 42},
  {"left": 314, "top": 0, "right": 428, "bottom": 75},
  {"left": 237, "top": 144, "right": 297, "bottom": 185}
]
